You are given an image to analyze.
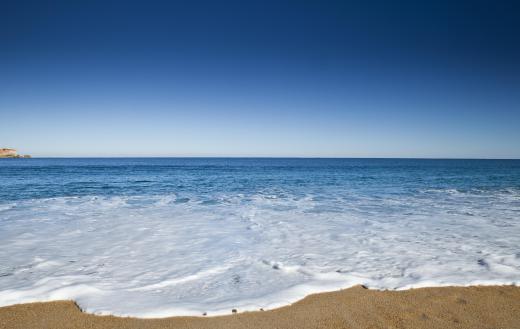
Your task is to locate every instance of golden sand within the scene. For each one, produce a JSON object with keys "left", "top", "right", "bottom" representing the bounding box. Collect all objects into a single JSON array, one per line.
[{"left": 1, "top": 285, "right": 519, "bottom": 329}]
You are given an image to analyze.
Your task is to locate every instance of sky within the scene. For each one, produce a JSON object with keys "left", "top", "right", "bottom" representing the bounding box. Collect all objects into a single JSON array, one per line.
[{"left": 1, "top": 0, "right": 519, "bottom": 158}]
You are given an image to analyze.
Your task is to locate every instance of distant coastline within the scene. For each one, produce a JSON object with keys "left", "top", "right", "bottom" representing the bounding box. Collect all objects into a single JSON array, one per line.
[{"left": 0, "top": 148, "right": 31, "bottom": 158}]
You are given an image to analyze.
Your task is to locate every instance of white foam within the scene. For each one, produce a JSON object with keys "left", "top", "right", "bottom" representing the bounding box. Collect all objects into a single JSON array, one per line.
[{"left": 0, "top": 190, "right": 519, "bottom": 317}]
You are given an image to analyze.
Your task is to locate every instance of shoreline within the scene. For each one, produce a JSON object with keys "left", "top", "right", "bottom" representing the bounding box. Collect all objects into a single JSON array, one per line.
[
  {"left": 2, "top": 280, "right": 519, "bottom": 318},
  {"left": 1, "top": 285, "right": 519, "bottom": 329}
]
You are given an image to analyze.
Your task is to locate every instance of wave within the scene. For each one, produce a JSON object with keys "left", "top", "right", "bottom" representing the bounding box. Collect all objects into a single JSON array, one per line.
[{"left": 0, "top": 191, "right": 519, "bottom": 317}]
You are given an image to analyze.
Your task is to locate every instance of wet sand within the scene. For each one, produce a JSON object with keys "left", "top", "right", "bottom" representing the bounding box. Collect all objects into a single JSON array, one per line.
[{"left": 1, "top": 285, "right": 519, "bottom": 329}]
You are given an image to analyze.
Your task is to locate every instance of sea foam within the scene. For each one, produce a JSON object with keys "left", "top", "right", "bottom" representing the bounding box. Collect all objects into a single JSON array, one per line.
[{"left": 1, "top": 186, "right": 519, "bottom": 317}]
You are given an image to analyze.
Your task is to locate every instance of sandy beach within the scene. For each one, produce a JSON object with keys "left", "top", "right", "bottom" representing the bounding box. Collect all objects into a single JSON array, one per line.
[{"left": 1, "top": 285, "right": 519, "bottom": 329}]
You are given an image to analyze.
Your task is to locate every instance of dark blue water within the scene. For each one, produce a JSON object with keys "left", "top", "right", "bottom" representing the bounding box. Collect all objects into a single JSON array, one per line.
[{"left": 2, "top": 158, "right": 520, "bottom": 202}]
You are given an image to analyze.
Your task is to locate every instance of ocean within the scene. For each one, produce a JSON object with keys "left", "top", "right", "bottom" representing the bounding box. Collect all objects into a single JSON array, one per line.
[{"left": 0, "top": 158, "right": 519, "bottom": 317}]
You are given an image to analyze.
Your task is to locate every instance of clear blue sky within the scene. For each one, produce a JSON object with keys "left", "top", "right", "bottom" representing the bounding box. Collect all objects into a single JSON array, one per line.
[{"left": 1, "top": 1, "right": 519, "bottom": 158}]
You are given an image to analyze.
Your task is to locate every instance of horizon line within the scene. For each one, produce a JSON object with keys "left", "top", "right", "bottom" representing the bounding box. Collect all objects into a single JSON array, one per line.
[{"left": 6, "top": 156, "right": 520, "bottom": 160}]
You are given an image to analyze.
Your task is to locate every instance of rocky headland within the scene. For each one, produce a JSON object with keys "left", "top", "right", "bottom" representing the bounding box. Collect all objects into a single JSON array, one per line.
[{"left": 0, "top": 148, "right": 31, "bottom": 158}]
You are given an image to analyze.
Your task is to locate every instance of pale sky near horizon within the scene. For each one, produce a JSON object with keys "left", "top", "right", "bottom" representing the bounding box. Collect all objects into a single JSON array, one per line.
[{"left": 1, "top": 1, "right": 519, "bottom": 158}]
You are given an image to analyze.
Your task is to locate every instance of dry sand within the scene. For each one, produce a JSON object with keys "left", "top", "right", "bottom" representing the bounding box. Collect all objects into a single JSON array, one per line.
[{"left": 1, "top": 285, "right": 519, "bottom": 329}]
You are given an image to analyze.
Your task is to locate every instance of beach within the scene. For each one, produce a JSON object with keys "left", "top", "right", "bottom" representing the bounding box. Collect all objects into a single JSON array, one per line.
[
  {"left": 1, "top": 285, "right": 519, "bottom": 329},
  {"left": 1, "top": 159, "right": 520, "bottom": 318},
  {"left": 3, "top": 0, "right": 520, "bottom": 326}
]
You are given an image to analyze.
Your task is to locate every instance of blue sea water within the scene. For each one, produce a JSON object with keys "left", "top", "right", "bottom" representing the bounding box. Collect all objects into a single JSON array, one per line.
[{"left": 1, "top": 158, "right": 519, "bottom": 317}]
